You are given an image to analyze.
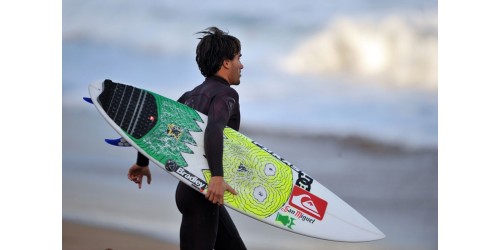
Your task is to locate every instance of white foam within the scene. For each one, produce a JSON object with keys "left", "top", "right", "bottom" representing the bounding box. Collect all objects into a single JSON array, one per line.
[{"left": 282, "top": 12, "right": 438, "bottom": 90}]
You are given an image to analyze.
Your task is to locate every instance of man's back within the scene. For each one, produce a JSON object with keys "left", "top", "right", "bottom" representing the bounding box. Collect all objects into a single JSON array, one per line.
[{"left": 179, "top": 75, "right": 240, "bottom": 131}]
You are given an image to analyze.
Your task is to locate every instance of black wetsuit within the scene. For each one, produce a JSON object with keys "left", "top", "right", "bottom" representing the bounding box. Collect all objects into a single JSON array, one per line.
[{"left": 136, "top": 76, "right": 246, "bottom": 250}]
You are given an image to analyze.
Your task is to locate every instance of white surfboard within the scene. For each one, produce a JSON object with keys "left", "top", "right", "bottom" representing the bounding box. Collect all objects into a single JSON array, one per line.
[{"left": 88, "top": 79, "right": 385, "bottom": 242}]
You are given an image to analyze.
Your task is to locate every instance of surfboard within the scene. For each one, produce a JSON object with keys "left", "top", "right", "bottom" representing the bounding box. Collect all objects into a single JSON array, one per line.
[{"left": 87, "top": 79, "right": 385, "bottom": 242}]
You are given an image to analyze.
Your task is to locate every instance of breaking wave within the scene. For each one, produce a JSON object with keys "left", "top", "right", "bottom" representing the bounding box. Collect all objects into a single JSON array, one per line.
[{"left": 282, "top": 12, "right": 437, "bottom": 90}]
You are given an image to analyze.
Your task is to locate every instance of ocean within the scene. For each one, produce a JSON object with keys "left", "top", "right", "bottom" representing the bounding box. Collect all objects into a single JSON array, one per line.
[
  {"left": 62, "top": 0, "right": 438, "bottom": 249},
  {"left": 63, "top": 0, "right": 437, "bottom": 148}
]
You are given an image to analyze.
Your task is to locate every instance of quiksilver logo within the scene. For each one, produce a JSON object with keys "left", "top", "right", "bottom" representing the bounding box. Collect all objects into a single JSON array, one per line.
[{"left": 289, "top": 186, "right": 327, "bottom": 220}]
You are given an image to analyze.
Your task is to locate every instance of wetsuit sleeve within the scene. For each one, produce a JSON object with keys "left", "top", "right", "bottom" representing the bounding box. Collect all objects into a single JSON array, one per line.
[
  {"left": 136, "top": 152, "right": 149, "bottom": 167},
  {"left": 135, "top": 93, "right": 190, "bottom": 167},
  {"left": 204, "top": 93, "right": 238, "bottom": 177}
]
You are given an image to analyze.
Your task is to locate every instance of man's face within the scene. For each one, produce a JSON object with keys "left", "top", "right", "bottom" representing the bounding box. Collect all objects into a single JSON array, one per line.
[{"left": 227, "top": 53, "right": 244, "bottom": 85}]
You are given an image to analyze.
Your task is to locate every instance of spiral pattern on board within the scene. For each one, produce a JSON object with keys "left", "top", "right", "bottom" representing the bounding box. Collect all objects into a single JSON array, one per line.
[{"left": 204, "top": 128, "right": 294, "bottom": 218}]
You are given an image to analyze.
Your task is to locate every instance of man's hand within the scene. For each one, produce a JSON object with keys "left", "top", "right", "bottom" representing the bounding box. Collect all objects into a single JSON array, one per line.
[
  {"left": 206, "top": 176, "right": 237, "bottom": 206},
  {"left": 127, "top": 164, "right": 152, "bottom": 189}
]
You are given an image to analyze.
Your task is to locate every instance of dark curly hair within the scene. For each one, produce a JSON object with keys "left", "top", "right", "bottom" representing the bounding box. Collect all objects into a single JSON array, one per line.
[{"left": 195, "top": 27, "right": 241, "bottom": 77}]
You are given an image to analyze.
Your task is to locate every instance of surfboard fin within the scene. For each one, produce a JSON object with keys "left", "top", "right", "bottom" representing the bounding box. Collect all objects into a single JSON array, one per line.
[
  {"left": 83, "top": 97, "right": 93, "bottom": 104},
  {"left": 105, "top": 138, "right": 132, "bottom": 147}
]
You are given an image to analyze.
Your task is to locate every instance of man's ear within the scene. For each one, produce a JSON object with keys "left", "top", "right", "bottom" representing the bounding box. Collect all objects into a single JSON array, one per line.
[{"left": 222, "top": 59, "right": 231, "bottom": 69}]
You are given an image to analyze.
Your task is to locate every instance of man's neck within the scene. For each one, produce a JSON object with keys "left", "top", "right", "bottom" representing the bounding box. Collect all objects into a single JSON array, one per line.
[
  {"left": 209, "top": 75, "right": 230, "bottom": 86},
  {"left": 213, "top": 73, "right": 230, "bottom": 85}
]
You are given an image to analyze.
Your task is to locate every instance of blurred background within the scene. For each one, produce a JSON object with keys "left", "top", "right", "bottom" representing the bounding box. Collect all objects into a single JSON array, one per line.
[{"left": 62, "top": 0, "right": 437, "bottom": 249}]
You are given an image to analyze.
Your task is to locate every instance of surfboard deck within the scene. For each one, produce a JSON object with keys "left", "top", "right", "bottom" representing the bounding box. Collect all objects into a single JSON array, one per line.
[{"left": 88, "top": 79, "right": 385, "bottom": 242}]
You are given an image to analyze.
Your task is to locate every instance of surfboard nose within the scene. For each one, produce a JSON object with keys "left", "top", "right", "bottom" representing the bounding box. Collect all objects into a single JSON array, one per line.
[
  {"left": 322, "top": 217, "right": 385, "bottom": 242},
  {"left": 374, "top": 228, "right": 386, "bottom": 241},
  {"left": 303, "top": 188, "right": 386, "bottom": 242},
  {"left": 330, "top": 213, "right": 385, "bottom": 242},
  {"left": 358, "top": 223, "right": 386, "bottom": 242}
]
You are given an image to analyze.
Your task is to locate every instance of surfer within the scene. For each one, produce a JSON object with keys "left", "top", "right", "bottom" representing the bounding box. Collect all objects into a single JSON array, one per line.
[{"left": 127, "top": 27, "right": 247, "bottom": 249}]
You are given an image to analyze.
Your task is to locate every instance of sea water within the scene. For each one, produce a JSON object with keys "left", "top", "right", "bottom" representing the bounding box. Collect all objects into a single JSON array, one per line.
[{"left": 63, "top": 0, "right": 437, "bottom": 149}]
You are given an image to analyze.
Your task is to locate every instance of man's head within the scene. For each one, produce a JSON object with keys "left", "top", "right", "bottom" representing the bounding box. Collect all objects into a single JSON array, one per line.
[{"left": 196, "top": 27, "right": 243, "bottom": 85}]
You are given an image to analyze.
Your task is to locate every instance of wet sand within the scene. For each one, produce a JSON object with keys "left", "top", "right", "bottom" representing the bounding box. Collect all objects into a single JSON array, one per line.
[{"left": 63, "top": 220, "right": 178, "bottom": 250}]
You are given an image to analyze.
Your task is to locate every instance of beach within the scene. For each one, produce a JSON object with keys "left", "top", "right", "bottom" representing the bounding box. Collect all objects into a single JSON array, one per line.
[
  {"left": 62, "top": 107, "right": 437, "bottom": 250},
  {"left": 63, "top": 220, "right": 178, "bottom": 250}
]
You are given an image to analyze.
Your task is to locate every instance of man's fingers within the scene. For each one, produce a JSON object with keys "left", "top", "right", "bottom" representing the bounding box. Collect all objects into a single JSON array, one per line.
[
  {"left": 205, "top": 189, "right": 214, "bottom": 202},
  {"left": 147, "top": 174, "right": 152, "bottom": 185},
  {"left": 137, "top": 175, "right": 143, "bottom": 189},
  {"left": 206, "top": 189, "right": 222, "bottom": 205},
  {"left": 215, "top": 192, "right": 224, "bottom": 206},
  {"left": 205, "top": 178, "right": 237, "bottom": 206},
  {"left": 131, "top": 174, "right": 143, "bottom": 189},
  {"left": 226, "top": 184, "right": 238, "bottom": 196},
  {"left": 210, "top": 192, "right": 218, "bottom": 204}
]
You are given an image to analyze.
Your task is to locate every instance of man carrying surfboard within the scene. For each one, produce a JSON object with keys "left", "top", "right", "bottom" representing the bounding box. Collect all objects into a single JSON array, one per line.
[{"left": 127, "top": 27, "right": 247, "bottom": 249}]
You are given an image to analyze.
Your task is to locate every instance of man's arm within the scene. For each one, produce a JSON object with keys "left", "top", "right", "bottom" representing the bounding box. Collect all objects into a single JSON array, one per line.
[
  {"left": 204, "top": 94, "right": 237, "bottom": 176},
  {"left": 204, "top": 94, "right": 238, "bottom": 205}
]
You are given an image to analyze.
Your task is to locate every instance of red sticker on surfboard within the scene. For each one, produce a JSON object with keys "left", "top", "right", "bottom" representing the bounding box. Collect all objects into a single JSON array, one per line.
[{"left": 289, "top": 186, "right": 328, "bottom": 220}]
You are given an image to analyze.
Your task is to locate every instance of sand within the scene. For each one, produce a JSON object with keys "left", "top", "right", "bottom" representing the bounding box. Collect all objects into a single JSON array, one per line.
[{"left": 63, "top": 220, "right": 178, "bottom": 250}]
